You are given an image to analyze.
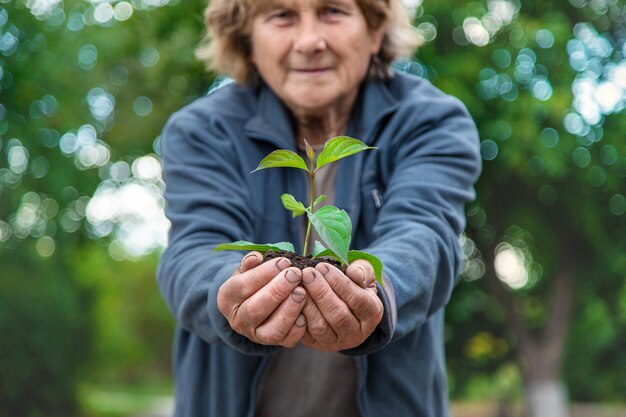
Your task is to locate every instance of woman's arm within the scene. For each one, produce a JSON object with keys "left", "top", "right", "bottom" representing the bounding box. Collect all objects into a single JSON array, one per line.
[
  {"left": 347, "top": 91, "right": 482, "bottom": 354},
  {"left": 157, "top": 109, "right": 283, "bottom": 355}
]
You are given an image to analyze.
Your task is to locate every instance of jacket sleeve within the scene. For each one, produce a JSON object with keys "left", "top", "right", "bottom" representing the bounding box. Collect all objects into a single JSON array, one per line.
[
  {"left": 346, "top": 91, "right": 481, "bottom": 354},
  {"left": 156, "top": 110, "right": 281, "bottom": 356}
]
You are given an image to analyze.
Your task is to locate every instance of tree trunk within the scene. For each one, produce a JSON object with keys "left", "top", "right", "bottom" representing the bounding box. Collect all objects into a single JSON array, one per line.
[
  {"left": 479, "top": 234, "right": 577, "bottom": 417},
  {"left": 524, "top": 379, "right": 569, "bottom": 417}
]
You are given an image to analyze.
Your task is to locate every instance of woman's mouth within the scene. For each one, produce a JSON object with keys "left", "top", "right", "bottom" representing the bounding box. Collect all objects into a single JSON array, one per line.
[{"left": 293, "top": 68, "right": 330, "bottom": 75}]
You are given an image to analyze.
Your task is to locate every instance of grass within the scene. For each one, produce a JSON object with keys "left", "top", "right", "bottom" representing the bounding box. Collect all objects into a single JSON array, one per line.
[
  {"left": 79, "top": 382, "right": 626, "bottom": 417},
  {"left": 451, "top": 401, "right": 626, "bottom": 417},
  {"left": 78, "top": 381, "right": 173, "bottom": 417}
]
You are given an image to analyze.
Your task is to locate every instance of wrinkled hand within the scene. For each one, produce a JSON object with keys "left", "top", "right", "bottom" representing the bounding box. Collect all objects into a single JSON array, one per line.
[
  {"left": 300, "top": 260, "right": 383, "bottom": 351},
  {"left": 217, "top": 252, "right": 307, "bottom": 348}
]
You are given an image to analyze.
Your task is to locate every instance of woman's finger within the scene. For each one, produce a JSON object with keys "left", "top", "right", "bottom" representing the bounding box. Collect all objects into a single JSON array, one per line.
[
  {"left": 346, "top": 259, "right": 376, "bottom": 289},
  {"left": 234, "top": 267, "right": 302, "bottom": 332},
  {"left": 219, "top": 257, "right": 291, "bottom": 308},
  {"left": 253, "top": 286, "right": 307, "bottom": 345},
  {"left": 240, "top": 251, "right": 264, "bottom": 273},
  {"left": 280, "top": 314, "right": 307, "bottom": 348},
  {"left": 300, "top": 276, "right": 338, "bottom": 345},
  {"left": 324, "top": 263, "right": 382, "bottom": 321},
  {"left": 302, "top": 263, "right": 359, "bottom": 336}
]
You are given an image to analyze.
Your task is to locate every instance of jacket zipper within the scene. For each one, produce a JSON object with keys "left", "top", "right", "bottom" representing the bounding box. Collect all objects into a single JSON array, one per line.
[
  {"left": 357, "top": 356, "right": 370, "bottom": 417},
  {"left": 351, "top": 153, "right": 363, "bottom": 242},
  {"left": 246, "top": 356, "right": 270, "bottom": 417}
]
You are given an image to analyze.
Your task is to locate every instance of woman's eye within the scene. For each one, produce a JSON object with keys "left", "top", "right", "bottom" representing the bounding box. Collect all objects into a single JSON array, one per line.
[
  {"left": 320, "top": 6, "right": 347, "bottom": 19},
  {"left": 269, "top": 10, "right": 294, "bottom": 21},
  {"left": 322, "top": 6, "right": 343, "bottom": 15}
]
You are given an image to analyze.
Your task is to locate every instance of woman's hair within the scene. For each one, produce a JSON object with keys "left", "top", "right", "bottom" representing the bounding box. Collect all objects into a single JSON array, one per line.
[{"left": 196, "top": 0, "right": 422, "bottom": 85}]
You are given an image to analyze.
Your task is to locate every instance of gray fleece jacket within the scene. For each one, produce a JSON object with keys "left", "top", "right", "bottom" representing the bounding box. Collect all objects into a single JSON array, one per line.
[{"left": 157, "top": 71, "right": 481, "bottom": 417}]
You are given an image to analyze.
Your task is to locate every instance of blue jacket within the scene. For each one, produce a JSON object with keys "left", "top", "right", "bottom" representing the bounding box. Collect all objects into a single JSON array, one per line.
[{"left": 157, "top": 72, "right": 481, "bottom": 417}]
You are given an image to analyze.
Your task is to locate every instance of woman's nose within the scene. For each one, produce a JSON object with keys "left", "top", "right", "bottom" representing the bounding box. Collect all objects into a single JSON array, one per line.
[{"left": 293, "top": 16, "right": 326, "bottom": 53}]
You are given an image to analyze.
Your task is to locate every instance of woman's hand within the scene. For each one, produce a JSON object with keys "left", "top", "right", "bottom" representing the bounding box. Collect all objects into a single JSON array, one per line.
[
  {"left": 300, "top": 260, "right": 383, "bottom": 351},
  {"left": 217, "top": 252, "right": 307, "bottom": 348}
]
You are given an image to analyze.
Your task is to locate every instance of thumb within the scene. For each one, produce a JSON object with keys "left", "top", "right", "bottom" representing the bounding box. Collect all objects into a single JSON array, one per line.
[
  {"left": 346, "top": 259, "right": 376, "bottom": 289},
  {"left": 240, "top": 251, "right": 264, "bottom": 273}
]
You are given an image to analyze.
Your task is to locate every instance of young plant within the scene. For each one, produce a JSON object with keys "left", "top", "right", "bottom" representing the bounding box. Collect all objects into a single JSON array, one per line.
[{"left": 214, "top": 136, "right": 383, "bottom": 284}]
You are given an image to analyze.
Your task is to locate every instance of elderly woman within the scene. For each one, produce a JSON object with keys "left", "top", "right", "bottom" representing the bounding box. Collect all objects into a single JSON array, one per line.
[{"left": 157, "top": 0, "right": 481, "bottom": 416}]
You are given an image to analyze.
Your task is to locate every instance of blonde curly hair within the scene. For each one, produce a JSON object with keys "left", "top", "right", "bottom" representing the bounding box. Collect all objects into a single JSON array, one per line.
[{"left": 196, "top": 0, "right": 422, "bottom": 85}]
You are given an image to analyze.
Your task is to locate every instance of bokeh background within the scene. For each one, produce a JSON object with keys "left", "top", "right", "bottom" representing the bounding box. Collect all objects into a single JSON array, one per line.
[{"left": 0, "top": 0, "right": 625, "bottom": 416}]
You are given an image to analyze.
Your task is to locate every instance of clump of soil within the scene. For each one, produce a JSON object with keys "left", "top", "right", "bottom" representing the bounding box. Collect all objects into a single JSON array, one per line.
[{"left": 264, "top": 250, "right": 346, "bottom": 273}]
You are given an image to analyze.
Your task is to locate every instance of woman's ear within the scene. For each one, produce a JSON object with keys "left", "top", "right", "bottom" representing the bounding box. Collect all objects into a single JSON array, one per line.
[{"left": 369, "top": 28, "right": 384, "bottom": 55}]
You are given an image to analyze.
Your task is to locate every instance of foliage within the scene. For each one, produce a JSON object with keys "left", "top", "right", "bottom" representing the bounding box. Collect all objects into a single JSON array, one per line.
[
  {"left": 410, "top": 0, "right": 626, "bottom": 403},
  {"left": 215, "top": 136, "right": 384, "bottom": 283},
  {"left": 0, "top": 248, "right": 93, "bottom": 417},
  {"left": 70, "top": 249, "right": 174, "bottom": 384},
  {"left": 0, "top": 0, "right": 207, "bottom": 255},
  {"left": 0, "top": 0, "right": 202, "bottom": 414}
]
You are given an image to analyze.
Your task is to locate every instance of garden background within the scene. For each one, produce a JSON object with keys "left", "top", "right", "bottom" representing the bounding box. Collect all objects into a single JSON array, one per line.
[{"left": 0, "top": 0, "right": 625, "bottom": 416}]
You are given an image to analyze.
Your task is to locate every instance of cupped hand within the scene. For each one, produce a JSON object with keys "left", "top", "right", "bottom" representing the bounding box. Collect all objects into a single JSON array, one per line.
[
  {"left": 217, "top": 251, "right": 307, "bottom": 348},
  {"left": 300, "top": 260, "right": 383, "bottom": 351}
]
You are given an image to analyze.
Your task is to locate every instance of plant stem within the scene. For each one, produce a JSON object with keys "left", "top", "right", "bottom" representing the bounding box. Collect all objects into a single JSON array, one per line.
[
  {"left": 303, "top": 217, "right": 312, "bottom": 256},
  {"left": 302, "top": 162, "right": 316, "bottom": 256}
]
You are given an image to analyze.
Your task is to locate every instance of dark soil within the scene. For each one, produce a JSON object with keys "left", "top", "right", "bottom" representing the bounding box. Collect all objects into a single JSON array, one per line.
[{"left": 263, "top": 250, "right": 346, "bottom": 273}]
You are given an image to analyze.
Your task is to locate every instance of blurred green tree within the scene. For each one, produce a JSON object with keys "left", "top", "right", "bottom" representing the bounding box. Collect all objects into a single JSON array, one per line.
[
  {"left": 0, "top": 249, "right": 93, "bottom": 417},
  {"left": 409, "top": 1, "right": 626, "bottom": 416},
  {"left": 0, "top": 0, "right": 206, "bottom": 414}
]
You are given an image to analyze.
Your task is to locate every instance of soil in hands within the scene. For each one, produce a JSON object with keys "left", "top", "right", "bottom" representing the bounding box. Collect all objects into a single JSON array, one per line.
[{"left": 263, "top": 250, "right": 346, "bottom": 273}]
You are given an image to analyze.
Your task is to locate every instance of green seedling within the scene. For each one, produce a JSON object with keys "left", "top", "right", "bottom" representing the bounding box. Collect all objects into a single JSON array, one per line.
[{"left": 214, "top": 136, "right": 383, "bottom": 284}]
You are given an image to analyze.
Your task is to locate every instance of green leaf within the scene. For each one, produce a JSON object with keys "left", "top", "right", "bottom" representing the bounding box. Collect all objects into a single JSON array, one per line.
[
  {"left": 252, "top": 150, "right": 308, "bottom": 172},
  {"left": 316, "top": 136, "right": 376, "bottom": 170},
  {"left": 313, "top": 194, "right": 327, "bottom": 207},
  {"left": 315, "top": 249, "right": 338, "bottom": 259},
  {"left": 315, "top": 249, "right": 384, "bottom": 285},
  {"left": 303, "top": 138, "right": 315, "bottom": 163},
  {"left": 313, "top": 240, "right": 327, "bottom": 257},
  {"left": 213, "top": 241, "right": 295, "bottom": 253},
  {"left": 281, "top": 194, "right": 306, "bottom": 217},
  {"left": 308, "top": 206, "right": 351, "bottom": 264}
]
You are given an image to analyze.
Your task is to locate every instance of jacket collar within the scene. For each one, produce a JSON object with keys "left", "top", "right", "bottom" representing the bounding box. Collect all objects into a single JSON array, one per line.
[
  {"left": 348, "top": 76, "right": 398, "bottom": 142},
  {"left": 244, "top": 76, "right": 399, "bottom": 149},
  {"left": 244, "top": 86, "right": 297, "bottom": 150}
]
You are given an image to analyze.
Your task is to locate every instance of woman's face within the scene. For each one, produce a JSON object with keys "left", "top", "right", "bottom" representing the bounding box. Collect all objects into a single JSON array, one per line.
[{"left": 250, "top": 0, "right": 383, "bottom": 116}]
